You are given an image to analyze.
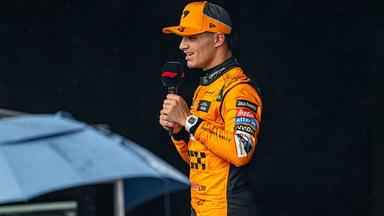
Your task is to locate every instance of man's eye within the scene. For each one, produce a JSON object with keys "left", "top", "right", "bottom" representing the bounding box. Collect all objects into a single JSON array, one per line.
[{"left": 188, "top": 36, "right": 197, "bottom": 40}]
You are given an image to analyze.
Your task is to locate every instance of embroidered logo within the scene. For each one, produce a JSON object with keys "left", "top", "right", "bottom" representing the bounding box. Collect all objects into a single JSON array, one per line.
[
  {"left": 236, "top": 99, "right": 258, "bottom": 112},
  {"left": 234, "top": 124, "right": 256, "bottom": 135},
  {"left": 182, "top": 10, "right": 190, "bottom": 18},
  {"left": 235, "top": 132, "right": 253, "bottom": 157},
  {"left": 236, "top": 109, "right": 256, "bottom": 119},
  {"left": 235, "top": 117, "right": 258, "bottom": 128},
  {"left": 197, "top": 100, "right": 211, "bottom": 113}
]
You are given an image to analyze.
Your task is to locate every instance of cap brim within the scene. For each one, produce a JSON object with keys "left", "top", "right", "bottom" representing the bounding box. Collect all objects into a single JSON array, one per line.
[{"left": 162, "top": 26, "right": 204, "bottom": 36}]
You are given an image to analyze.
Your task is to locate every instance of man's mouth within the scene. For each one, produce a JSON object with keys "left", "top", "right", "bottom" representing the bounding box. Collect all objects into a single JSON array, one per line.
[{"left": 185, "top": 52, "right": 193, "bottom": 60}]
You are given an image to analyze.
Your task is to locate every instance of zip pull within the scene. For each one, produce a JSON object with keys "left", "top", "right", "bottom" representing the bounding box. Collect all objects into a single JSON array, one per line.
[{"left": 216, "top": 85, "right": 225, "bottom": 102}]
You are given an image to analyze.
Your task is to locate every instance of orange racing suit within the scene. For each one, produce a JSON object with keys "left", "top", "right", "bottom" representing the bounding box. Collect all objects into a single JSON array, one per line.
[{"left": 171, "top": 57, "right": 262, "bottom": 216}]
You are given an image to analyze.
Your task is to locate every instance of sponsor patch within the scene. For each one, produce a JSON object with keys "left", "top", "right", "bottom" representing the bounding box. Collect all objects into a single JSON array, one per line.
[
  {"left": 236, "top": 99, "right": 258, "bottom": 112},
  {"left": 235, "top": 132, "right": 253, "bottom": 157},
  {"left": 191, "top": 183, "right": 206, "bottom": 192},
  {"left": 235, "top": 117, "right": 258, "bottom": 128},
  {"left": 234, "top": 124, "right": 256, "bottom": 135},
  {"left": 197, "top": 100, "right": 211, "bottom": 113},
  {"left": 236, "top": 109, "right": 256, "bottom": 119}
]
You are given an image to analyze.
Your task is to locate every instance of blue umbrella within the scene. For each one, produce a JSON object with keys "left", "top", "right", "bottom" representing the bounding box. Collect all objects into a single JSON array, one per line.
[{"left": 0, "top": 113, "right": 189, "bottom": 211}]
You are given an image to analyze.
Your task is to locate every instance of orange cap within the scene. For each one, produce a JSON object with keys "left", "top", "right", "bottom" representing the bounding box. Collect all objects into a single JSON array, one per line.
[{"left": 162, "top": 1, "right": 232, "bottom": 36}]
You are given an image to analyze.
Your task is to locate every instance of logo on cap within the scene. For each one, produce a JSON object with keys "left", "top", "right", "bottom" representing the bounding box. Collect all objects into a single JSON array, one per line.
[
  {"left": 162, "top": 2, "right": 232, "bottom": 36},
  {"left": 182, "top": 10, "right": 190, "bottom": 18},
  {"left": 177, "top": 27, "right": 185, "bottom": 32}
]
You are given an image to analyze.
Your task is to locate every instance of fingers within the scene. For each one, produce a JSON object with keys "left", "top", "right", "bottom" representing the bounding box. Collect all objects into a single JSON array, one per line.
[
  {"left": 159, "top": 116, "right": 169, "bottom": 130},
  {"left": 159, "top": 110, "right": 172, "bottom": 126},
  {"left": 165, "top": 94, "right": 185, "bottom": 106},
  {"left": 159, "top": 112, "right": 178, "bottom": 131},
  {"left": 159, "top": 109, "right": 168, "bottom": 116},
  {"left": 166, "top": 93, "right": 179, "bottom": 100},
  {"left": 160, "top": 94, "right": 190, "bottom": 126},
  {"left": 163, "top": 95, "right": 187, "bottom": 111},
  {"left": 163, "top": 95, "right": 179, "bottom": 107},
  {"left": 161, "top": 97, "right": 178, "bottom": 115}
]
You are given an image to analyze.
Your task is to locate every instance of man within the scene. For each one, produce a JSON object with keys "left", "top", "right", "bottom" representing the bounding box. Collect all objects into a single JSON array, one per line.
[{"left": 159, "top": 2, "right": 262, "bottom": 216}]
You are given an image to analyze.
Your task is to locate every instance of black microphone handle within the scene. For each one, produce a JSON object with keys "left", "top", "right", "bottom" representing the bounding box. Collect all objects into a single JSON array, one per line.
[
  {"left": 167, "top": 86, "right": 178, "bottom": 94},
  {"left": 167, "top": 86, "right": 178, "bottom": 136}
]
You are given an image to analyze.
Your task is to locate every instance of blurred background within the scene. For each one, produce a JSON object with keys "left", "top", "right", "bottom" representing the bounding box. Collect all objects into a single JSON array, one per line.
[{"left": 0, "top": 0, "right": 381, "bottom": 215}]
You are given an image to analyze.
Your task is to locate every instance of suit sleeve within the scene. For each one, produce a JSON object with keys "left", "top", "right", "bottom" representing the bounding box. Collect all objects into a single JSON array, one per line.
[
  {"left": 191, "top": 83, "right": 262, "bottom": 167},
  {"left": 171, "top": 130, "right": 190, "bottom": 164}
]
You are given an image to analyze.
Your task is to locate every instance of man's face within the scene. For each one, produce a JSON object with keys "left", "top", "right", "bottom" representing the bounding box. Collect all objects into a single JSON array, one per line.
[{"left": 179, "top": 32, "right": 216, "bottom": 70}]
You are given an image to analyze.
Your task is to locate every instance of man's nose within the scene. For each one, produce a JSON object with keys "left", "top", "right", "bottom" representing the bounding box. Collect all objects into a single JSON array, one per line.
[{"left": 179, "top": 37, "right": 188, "bottom": 51}]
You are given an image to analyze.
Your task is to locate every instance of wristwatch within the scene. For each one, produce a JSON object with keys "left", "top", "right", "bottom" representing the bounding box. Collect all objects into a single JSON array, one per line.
[{"left": 185, "top": 115, "right": 199, "bottom": 133}]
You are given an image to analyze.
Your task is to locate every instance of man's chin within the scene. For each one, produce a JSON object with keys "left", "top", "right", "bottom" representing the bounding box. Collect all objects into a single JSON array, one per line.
[{"left": 186, "top": 62, "right": 198, "bottom": 69}]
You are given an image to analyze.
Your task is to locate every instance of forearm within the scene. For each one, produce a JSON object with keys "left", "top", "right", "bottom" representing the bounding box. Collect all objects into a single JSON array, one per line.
[{"left": 190, "top": 119, "right": 258, "bottom": 167}]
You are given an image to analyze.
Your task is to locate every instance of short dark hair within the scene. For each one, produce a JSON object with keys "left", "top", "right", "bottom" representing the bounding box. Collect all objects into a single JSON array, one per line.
[{"left": 225, "top": 31, "right": 238, "bottom": 51}]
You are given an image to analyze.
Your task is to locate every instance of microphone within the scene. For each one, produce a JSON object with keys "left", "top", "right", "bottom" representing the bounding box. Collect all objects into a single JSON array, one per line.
[{"left": 161, "top": 61, "right": 184, "bottom": 136}]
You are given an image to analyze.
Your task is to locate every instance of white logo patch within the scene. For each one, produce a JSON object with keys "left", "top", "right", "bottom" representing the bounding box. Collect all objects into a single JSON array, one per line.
[{"left": 234, "top": 131, "right": 254, "bottom": 158}]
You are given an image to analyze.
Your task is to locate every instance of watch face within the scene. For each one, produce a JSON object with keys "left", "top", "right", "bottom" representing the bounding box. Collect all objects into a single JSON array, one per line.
[{"left": 188, "top": 116, "right": 197, "bottom": 124}]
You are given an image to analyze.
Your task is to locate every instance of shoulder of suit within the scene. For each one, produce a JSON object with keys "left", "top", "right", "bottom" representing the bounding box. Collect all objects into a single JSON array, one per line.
[{"left": 221, "top": 67, "right": 261, "bottom": 97}]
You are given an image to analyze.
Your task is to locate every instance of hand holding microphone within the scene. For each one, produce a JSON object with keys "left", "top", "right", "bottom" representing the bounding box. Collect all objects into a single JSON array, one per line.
[{"left": 160, "top": 61, "right": 190, "bottom": 136}]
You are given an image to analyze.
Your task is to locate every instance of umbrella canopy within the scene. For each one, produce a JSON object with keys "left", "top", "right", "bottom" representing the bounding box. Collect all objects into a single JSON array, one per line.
[{"left": 0, "top": 113, "right": 189, "bottom": 209}]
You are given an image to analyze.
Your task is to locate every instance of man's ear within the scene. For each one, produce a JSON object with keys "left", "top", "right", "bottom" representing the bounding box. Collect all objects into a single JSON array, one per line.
[{"left": 213, "top": 32, "right": 226, "bottom": 48}]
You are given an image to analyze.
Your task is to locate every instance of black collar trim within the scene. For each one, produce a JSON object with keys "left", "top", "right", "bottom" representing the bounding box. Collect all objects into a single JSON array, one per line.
[{"left": 199, "top": 57, "right": 239, "bottom": 85}]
